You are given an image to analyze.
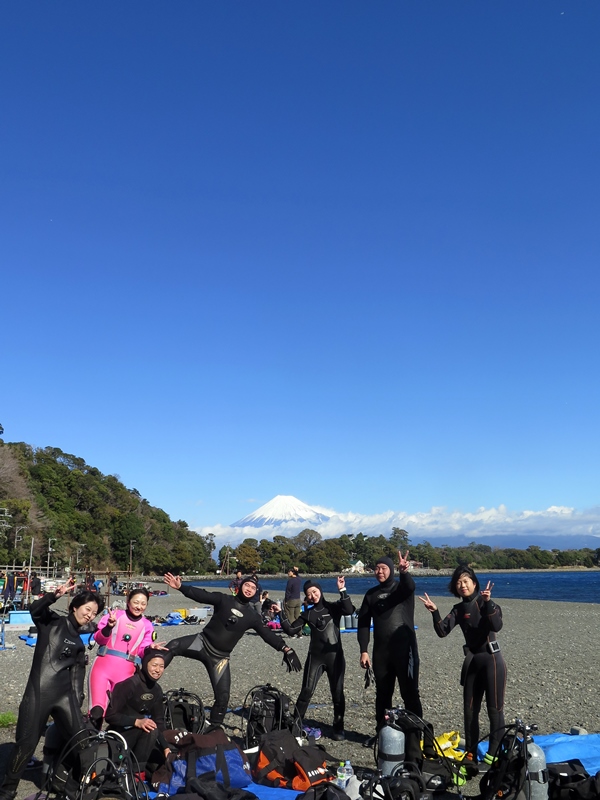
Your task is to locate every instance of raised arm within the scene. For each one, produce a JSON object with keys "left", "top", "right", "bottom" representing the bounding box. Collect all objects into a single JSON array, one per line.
[
  {"left": 419, "top": 589, "right": 459, "bottom": 638},
  {"left": 480, "top": 582, "right": 503, "bottom": 632},
  {"left": 329, "top": 577, "right": 355, "bottom": 619},
  {"left": 432, "top": 605, "right": 458, "bottom": 638},
  {"left": 30, "top": 591, "right": 61, "bottom": 626},
  {"left": 164, "top": 572, "right": 224, "bottom": 607}
]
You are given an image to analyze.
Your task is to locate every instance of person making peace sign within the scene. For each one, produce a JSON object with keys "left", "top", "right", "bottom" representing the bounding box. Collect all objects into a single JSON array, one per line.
[
  {"left": 419, "top": 566, "right": 507, "bottom": 765},
  {"left": 357, "top": 550, "right": 423, "bottom": 755}
]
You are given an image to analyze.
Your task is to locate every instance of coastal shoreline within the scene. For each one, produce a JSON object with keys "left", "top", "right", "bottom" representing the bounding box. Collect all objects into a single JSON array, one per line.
[{"left": 147, "top": 565, "right": 600, "bottom": 585}]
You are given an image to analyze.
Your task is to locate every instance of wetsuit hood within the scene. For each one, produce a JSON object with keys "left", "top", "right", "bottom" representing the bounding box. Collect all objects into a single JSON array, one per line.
[
  {"left": 237, "top": 576, "right": 258, "bottom": 604},
  {"left": 375, "top": 556, "right": 395, "bottom": 589},
  {"left": 303, "top": 579, "right": 322, "bottom": 594},
  {"left": 141, "top": 649, "right": 170, "bottom": 686},
  {"left": 303, "top": 580, "right": 324, "bottom": 607}
]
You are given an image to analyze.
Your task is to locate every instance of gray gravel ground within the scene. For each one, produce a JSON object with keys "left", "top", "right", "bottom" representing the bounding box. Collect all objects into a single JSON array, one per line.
[{"left": 0, "top": 585, "right": 598, "bottom": 800}]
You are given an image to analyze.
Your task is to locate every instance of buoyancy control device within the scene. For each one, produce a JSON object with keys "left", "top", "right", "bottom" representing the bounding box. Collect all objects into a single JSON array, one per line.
[{"left": 480, "top": 720, "right": 548, "bottom": 800}]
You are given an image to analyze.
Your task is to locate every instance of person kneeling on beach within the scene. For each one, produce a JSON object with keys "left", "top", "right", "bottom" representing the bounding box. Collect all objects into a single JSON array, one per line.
[
  {"left": 163, "top": 572, "right": 302, "bottom": 729},
  {"left": 105, "top": 650, "right": 171, "bottom": 777},
  {"left": 419, "top": 566, "right": 507, "bottom": 765}
]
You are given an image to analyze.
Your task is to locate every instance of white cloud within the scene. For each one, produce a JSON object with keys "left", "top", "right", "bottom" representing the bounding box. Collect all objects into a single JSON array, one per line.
[{"left": 194, "top": 503, "right": 600, "bottom": 551}]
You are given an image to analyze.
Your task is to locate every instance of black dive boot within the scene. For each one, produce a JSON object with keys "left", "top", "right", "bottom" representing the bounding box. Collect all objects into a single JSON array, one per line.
[
  {"left": 331, "top": 717, "right": 345, "bottom": 741},
  {"left": 89, "top": 704, "right": 104, "bottom": 731}
]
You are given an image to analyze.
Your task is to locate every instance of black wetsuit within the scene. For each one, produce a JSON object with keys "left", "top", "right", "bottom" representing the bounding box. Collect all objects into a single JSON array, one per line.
[
  {"left": 166, "top": 584, "right": 288, "bottom": 725},
  {"left": 432, "top": 593, "right": 506, "bottom": 754},
  {"left": 0, "top": 593, "right": 89, "bottom": 800},
  {"left": 357, "top": 572, "right": 423, "bottom": 727},
  {"left": 105, "top": 668, "right": 168, "bottom": 769},
  {"left": 280, "top": 590, "right": 354, "bottom": 730}
]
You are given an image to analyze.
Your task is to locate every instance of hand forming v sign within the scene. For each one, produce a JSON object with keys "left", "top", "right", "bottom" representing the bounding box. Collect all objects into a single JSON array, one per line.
[
  {"left": 418, "top": 592, "right": 438, "bottom": 613},
  {"left": 480, "top": 580, "right": 494, "bottom": 601},
  {"left": 398, "top": 550, "right": 410, "bottom": 573}
]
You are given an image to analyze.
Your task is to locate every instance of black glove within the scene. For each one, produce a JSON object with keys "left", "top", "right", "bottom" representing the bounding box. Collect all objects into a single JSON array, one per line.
[
  {"left": 364, "top": 665, "right": 375, "bottom": 689},
  {"left": 282, "top": 648, "right": 302, "bottom": 672}
]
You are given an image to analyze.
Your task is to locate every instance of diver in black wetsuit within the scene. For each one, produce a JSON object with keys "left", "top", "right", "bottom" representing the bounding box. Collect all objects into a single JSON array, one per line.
[
  {"left": 0, "top": 581, "right": 104, "bottom": 800},
  {"left": 163, "top": 573, "right": 301, "bottom": 727},
  {"left": 357, "top": 551, "right": 423, "bottom": 747},
  {"left": 105, "top": 650, "right": 171, "bottom": 772},
  {"left": 420, "top": 566, "right": 506, "bottom": 763},
  {"left": 278, "top": 576, "right": 354, "bottom": 740}
]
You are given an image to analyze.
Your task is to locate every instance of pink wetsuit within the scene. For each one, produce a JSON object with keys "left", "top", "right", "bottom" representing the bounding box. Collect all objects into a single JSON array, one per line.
[{"left": 88, "top": 609, "right": 155, "bottom": 712}]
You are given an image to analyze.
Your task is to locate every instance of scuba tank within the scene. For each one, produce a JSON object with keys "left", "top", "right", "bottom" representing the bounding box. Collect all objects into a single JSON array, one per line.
[
  {"left": 344, "top": 615, "right": 353, "bottom": 629},
  {"left": 524, "top": 737, "right": 548, "bottom": 800},
  {"left": 481, "top": 720, "right": 548, "bottom": 800},
  {"left": 377, "top": 719, "right": 405, "bottom": 776}
]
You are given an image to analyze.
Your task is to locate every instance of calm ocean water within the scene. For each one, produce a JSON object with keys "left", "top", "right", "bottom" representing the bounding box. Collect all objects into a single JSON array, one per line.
[{"left": 192, "top": 571, "right": 600, "bottom": 604}]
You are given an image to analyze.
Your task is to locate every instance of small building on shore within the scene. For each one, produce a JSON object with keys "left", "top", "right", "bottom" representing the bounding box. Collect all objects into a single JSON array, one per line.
[{"left": 347, "top": 559, "right": 365, "bottom": 574}]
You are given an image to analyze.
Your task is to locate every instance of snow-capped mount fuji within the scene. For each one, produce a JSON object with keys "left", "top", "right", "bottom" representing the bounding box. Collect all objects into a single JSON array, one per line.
[{"left": 231, "top": 495, "right": 331, "bottom": 528}]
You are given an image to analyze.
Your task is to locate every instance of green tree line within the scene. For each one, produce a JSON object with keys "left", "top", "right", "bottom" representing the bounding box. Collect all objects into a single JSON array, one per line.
[
  {"left": 0, "top": 441, "right": 216, "bottom": 574},
  {"left": 221, "top": 528, "right": 600, "bottom": 574}
]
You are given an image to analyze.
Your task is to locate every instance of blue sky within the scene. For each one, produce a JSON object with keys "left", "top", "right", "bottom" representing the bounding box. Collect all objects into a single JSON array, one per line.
[{"left": 2, "top": 2, "right": 599, "bottom": 544}]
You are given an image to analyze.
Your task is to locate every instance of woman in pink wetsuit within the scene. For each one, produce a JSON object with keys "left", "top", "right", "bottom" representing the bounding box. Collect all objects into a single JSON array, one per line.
[{"left": 88, "top": 588, "right": 156, "bottom": 726}]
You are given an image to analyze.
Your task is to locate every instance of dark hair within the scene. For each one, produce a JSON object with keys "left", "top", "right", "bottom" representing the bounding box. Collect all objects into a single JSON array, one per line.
[
  {"left": 127, "top": 587, "right": 150, "bottom": 603},
  {"left": 448, "top": 566, "right": 480, "bottom": 598},
  {"left": 69, "top": 590, "right": 105, "bottom": 614}
]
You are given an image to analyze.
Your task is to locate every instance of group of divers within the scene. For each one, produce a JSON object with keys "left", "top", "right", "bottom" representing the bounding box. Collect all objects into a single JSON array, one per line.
[{"left": 0, "top": 551, "right": 506, "bottom": 800}]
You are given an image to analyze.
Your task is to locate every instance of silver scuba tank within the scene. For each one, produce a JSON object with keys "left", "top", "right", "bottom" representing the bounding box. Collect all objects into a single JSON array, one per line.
[
  {"left": 377, "top": 723, "right": 405, "bottom": 776},
  {"left": 524, "top": 738, "right": 548, "bottom": 800},
  {"left": 344, "top": 615, "right": 353, "bottom": 629}
]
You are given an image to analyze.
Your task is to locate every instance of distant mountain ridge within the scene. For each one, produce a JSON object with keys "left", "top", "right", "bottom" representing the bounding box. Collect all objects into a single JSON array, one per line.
[
  {"left": 231, "top": 494, "right": 331, "bottom": 528},
  {"left": 226, "top": 494, "right": 600, "bottom": 552}
]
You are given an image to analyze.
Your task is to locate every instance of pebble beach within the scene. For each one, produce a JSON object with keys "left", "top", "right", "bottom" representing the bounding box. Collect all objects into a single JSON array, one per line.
[{"left": 0, "top": 584, "right": 598, "bottom": 799}]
